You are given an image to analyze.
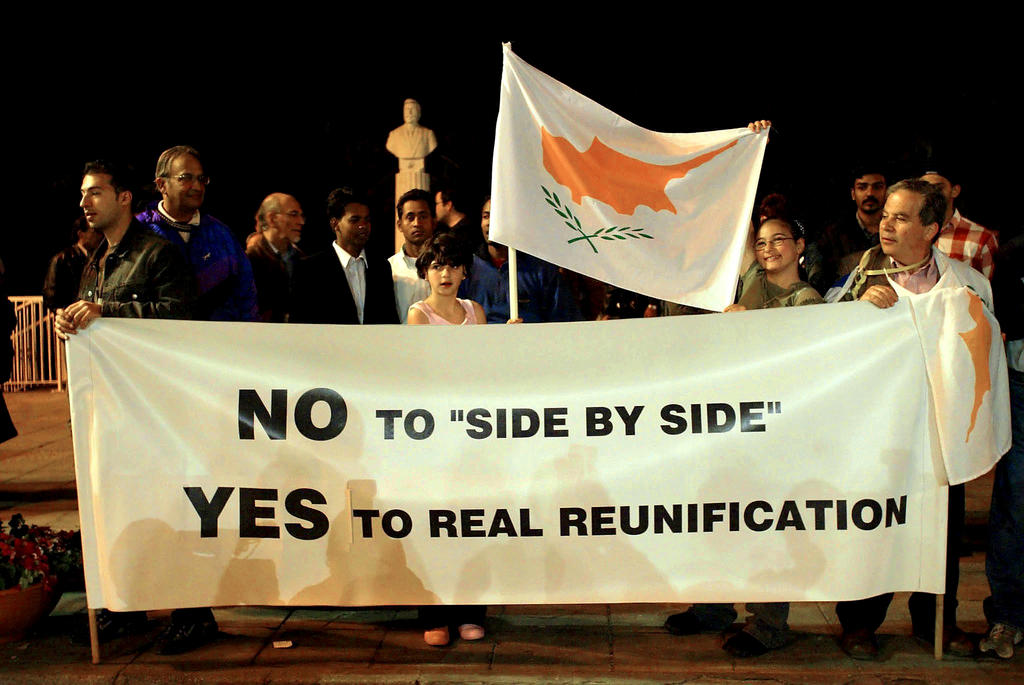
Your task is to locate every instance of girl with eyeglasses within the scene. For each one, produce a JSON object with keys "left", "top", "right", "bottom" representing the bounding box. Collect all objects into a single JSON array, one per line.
[{"left": 725, "top": 218, "right": 823, "bottom": 312}]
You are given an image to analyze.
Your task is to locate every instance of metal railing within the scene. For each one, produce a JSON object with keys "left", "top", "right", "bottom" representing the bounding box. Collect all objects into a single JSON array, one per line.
[{"left": 4, "top": 296, "right": 65, "bottom": 392}]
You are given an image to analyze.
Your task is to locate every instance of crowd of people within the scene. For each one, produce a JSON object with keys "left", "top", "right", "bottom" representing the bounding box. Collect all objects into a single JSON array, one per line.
[{"left": 41, "top": 126, "right": 1022, "bottom": 663}]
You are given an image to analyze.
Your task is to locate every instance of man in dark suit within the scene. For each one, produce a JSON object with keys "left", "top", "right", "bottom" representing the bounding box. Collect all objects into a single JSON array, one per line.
[{"left": 290, "top": 189, "right": 399, "bottom": 325}]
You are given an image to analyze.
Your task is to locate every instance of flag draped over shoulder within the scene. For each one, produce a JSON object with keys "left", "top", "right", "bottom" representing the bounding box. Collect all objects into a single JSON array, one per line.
[
  {"left": 907, "top": 287, "right": 1011, "bottom": 484},
  {"left": 490, "top": 44, "right": 769, "bottom": 312}
]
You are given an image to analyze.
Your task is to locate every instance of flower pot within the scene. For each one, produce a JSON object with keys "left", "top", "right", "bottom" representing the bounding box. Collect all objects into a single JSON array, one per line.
[{"left": 0, "top": 583, "right": 59, "bottom": 643}]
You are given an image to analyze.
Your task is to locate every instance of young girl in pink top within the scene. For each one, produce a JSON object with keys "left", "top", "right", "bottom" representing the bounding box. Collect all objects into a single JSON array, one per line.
[
  {"left": 407, "top": 233, "right": 487, "bottom": 645},
  {"left": 407, "top": 233, "right": 486, "bottom": 326}
]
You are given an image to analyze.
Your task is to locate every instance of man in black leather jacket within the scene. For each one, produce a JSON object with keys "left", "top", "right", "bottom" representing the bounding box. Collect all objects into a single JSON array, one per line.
[{"left": 56, "top": 160, "right": 192, "bottom": 337}]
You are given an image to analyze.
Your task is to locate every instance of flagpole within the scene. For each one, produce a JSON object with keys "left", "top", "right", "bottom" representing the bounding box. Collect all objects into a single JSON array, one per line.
[
  {"left": 508, "top": 248, "right": 519, "bottom": 322},
  {"left": 932, "top": 489, "right": 949, "bottom": 660},
  {"left": 88, "top": 608, "right": 100, "bottom": 664}
]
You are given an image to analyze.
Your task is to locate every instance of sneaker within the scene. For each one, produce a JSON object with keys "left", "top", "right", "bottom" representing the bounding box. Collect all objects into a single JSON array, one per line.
[
  {"left": 155, "top": 616, "right": 219, "bottom": 655},
  {"left": 980, "top": 623, "right": 1023, "bottom": 659}
]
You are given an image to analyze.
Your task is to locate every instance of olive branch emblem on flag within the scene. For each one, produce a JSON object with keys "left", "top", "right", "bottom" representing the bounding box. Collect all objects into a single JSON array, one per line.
[{"left": 541, "top": 186, "right": 654, "bottom": 254}]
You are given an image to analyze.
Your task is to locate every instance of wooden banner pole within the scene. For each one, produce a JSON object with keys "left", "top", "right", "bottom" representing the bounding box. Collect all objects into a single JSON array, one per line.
[
  {"left": 508, "top": 248, "right": 519, "bottom": 322},
  {"left": 88, "top": 608, "right": 100, "bottom": 664}
]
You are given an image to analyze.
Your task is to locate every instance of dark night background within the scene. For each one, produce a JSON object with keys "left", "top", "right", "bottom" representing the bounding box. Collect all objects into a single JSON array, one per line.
[{"left": 10, "top": 33, "right": 1019, "bottom": 297}]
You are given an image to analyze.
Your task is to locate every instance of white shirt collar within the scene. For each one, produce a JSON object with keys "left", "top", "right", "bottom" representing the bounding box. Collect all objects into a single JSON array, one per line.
[
  {"left": 332, "top": 241, "right": 367, "bottom": 268},
  {"left": 157, "top": 201, "right": 200, "bottom": 226},
  {"left": 399, "top": 245, "right": 420, "bottom": 266}
]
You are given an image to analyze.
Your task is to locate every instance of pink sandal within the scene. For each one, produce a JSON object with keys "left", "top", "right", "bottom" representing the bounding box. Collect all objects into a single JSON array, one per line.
[
  {"left": 423, "top": 626, "right": 449, "bottom": 646},
  {"left": 459, "top": 623, "right": 485, "bottom": 641}
]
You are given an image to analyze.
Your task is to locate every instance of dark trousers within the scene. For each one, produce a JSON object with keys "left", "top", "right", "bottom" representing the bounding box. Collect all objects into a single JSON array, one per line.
[
  {"left": 984, "top": 369, "right": 1024, "bottom": 631},
  {"left": 836, "top": 483, "right": 964, "bottom": 634}
]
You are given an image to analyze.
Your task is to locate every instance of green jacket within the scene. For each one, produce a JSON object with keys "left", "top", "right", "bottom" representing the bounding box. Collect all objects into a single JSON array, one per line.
[{"left": 735, "top": 262, "right": 823, "bottom": 310}]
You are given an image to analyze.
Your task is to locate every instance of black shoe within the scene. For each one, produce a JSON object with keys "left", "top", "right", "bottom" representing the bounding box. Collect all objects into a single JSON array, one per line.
[
  {"left": 664, "top": 610, "right": 707, "bottom": 635},
  {"left": 723, "top": 631, "right": 770, "bottom": 658},
  {"left": 912, "top": 624, "right": 975, "bottom": 657},
  {"left": 71, "top": 609, "right": 148, "bottom": 645},
  {"left": 840, "top": 628, "right": 879, "bottom": 660},
  {"left": 155, "top": 616, "right": 219, "bottom": 655}
]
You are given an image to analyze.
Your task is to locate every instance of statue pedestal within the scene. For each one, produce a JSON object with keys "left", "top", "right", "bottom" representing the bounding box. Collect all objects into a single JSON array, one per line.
[{"left": 387, "top": 101, "right": 437, "bottom": 254}]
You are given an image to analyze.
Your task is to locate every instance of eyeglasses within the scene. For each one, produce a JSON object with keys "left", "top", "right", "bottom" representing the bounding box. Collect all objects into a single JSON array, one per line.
[
  {"left": 165, "top": 173, "right": 211, "bottom": 186},
  {"left": 754, "top": 236, "right": 794, "bottom": 251}
]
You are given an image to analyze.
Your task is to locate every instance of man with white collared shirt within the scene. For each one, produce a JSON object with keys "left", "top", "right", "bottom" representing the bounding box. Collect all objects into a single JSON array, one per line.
[
  {"left": 290, "top": 189, "right": 399, "bottom": 325},
  {"left": 389, "top": 189, "right": 435, "bottom": 323}
]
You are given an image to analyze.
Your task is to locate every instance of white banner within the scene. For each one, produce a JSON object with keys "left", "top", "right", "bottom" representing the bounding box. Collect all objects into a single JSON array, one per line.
[
  {"left": 490, "top": 44, "right": 768, "bottom": 312},
  {"left": 67, "top": 293, "right": 1007, "bottom": 612}
]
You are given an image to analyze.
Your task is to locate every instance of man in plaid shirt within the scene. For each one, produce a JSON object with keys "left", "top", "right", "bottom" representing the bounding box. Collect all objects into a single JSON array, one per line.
[{"left": 921, "top": 167, "right": 999, "bottom": 279}]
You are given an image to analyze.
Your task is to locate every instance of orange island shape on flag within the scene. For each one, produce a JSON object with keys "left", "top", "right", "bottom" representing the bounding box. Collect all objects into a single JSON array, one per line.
[
  {"left": 959, "top": 289, "right": 994, "bottom": 443},
  {"left": 541, "top": 127, "right": 738, "bottom": 215}
]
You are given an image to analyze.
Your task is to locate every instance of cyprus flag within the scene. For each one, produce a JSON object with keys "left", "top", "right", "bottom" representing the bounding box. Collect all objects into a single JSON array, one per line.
[
  {"left": 490, "top": 44, "right": 769, "bottom": 311},
  {"left": 907, "top": 286, "right": 1011, "bottom": 485}
]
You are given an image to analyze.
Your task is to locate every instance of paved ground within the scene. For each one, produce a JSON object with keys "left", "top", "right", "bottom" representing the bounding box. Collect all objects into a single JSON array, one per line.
[{"left": 1, "top": 390, "right": 1020, "bottom": 684}]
